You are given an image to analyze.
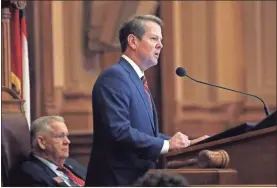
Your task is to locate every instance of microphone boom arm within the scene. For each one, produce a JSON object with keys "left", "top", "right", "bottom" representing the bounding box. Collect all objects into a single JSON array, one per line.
[{"left": 186, "top": 75, "right": 270, "bottom": 116}]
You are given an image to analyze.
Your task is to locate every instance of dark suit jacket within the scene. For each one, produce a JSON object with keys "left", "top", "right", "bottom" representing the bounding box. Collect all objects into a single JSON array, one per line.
[
  {"left": 85, "top": 58, "right": 170, "bottom": 186},
  {"left": 10, "top": 154, "right": 86, "bottom": 187}
]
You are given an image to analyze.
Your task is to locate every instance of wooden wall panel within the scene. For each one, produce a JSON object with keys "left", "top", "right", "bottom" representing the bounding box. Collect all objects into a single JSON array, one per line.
[
  {"left": 243, "top": 1, "right": 276, "bottom": 105},
  {"left": 27, "top": 1, "right": 160, "bottom": 133},
  {"left": 161, "top": 1, "right": 276, "bottom": 138},
  {"left": 179, "top": 1, "right": 211, "bottom": 104},
  {"left": 161, "top": 1, "right": 226, "bottom": 137},
  {"left": 69, "top": 132, "right": 93, "bottom": 166},
  {"left": 237, "top": 1, "right": 276, "bottom": 124},
  {"left": 52, "top": 1, "right": 65, "bottom": 88},
  {"left": 214, "top": 1, "right": 244, "bottom": 102},
  {"left": 61, "top": 1, "right": 95, "bottom": 132},
  {"left": 62, "top": 1, "right": 96, "bottom": 94},
  {"left": 26, "top": 1, "right": 275, "bottom": 137},
  {"left": 23, "top": 0, "right": 276, "bottom": 168},
  {"left": 160, "top": 1, "right": 178, "bottom": 136},
  {"left": 100, "top": 52, "right": 122, "bottom": 70}
]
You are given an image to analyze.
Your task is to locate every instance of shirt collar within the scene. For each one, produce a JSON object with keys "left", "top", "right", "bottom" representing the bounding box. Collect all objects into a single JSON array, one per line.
[{"left": 122, "top": 54, "right": 144, "bottom": 79}]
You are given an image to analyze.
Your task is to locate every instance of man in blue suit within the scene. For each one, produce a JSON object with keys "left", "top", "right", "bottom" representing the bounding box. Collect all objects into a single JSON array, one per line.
[{"left": 85, "top": 15, "right": 208, "bottom": 186}]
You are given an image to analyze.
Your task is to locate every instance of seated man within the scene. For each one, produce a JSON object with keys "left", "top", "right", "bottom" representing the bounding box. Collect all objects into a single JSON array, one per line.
[{"left": 11, "top": 116, "right": 85, "bottom": 186}]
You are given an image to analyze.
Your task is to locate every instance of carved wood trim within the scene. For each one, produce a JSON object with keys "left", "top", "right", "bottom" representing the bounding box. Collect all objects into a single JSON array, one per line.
[
  {"left": 2, "top": 87, "right": 24, "bottom": 113},
  {"left": 69, "top": 132, "right": 93, "bottom": 166},
  {"left": 10, "top": 0, "right": 26, "bottom": 9},
  {"left": 160, "top": 1, "right": 176, "bottom": 136},
  {"left": 1, "top": 8, "right": 12, "bottom": 88},
  {"left": 1, "top": 1, "right": 27, "bottom": 119},
  {"left": 61, "top": 91, "right": 93, "bottom": 131},
  {"left": 2, "top": 87, "right": 21, "bottom": 99},
  {"left": 26, "top": 1, "right": 56, "bottom": 117},
  {"left": 39, "top": 1, "right": 55, "bottom": 115}
]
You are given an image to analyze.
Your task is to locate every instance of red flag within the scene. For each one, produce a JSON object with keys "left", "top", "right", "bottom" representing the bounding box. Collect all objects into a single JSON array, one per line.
[
  {"left": 10, "top": 8, "right": 30, "bottom": 125},
  {"left": 10, "top": 9, "right": 22, "bottom": 96}
]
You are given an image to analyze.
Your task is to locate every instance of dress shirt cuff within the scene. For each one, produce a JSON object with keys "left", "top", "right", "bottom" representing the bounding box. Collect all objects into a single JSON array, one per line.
[{"left": 160, "top": 140, "right": 169, "bottom": 154}]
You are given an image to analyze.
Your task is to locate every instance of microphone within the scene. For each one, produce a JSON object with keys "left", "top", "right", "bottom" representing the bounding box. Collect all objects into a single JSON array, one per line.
[{"left": 175, "top": 67, "right": 270, "bottom": 117}]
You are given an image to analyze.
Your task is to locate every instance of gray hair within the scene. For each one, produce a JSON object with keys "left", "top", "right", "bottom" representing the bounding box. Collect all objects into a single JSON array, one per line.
[
  {"left": 119, "top": 15, "right": 163, "bottom": 53},
  {"left": 30, "top": 115, "right": 65, "bottom": 148}
]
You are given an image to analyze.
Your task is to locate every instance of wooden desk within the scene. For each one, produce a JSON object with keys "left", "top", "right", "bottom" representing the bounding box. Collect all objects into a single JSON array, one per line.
[{"left": 165, "top": 126, "right": 277, "bottom": 184}]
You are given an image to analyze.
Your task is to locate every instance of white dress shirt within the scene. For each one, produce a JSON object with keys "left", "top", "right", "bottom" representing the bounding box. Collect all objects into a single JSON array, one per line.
[{"left": 121, "top": 54, "right": 169, "bottom": 154}]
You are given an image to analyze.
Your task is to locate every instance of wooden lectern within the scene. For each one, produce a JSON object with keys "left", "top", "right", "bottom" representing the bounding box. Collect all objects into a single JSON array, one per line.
[{"left": 162, "top": 111, "right": 276, "bottom": 185}]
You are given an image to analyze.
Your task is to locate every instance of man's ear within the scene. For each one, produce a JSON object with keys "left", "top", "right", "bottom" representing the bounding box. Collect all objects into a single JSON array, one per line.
[
  {"left": 37, "top": 136, "right": 46, "bottom": 150},
  {"left": 127, "top": 34, "right": 138, "bottom": 50}
]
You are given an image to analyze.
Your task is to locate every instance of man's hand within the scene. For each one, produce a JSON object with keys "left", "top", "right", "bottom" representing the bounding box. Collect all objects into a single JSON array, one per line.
[
  {"left": 168, "top": 133, "right": 210, "bottom": 152},
  {"left": 53, "top": 176, "right": 64, "bottom": 184},
  {"left": 168, "top": 132, "right": 190, "bottom": 152}
]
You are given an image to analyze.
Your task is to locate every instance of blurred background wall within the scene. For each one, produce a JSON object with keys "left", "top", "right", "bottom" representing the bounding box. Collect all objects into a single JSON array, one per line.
[{"left": 22, "top": 1, "right": 275, "bottom": 164}]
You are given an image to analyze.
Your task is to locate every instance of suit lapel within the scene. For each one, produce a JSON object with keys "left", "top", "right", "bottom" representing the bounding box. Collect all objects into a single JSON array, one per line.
[
  {"left": 119, "top": 59, "right": 155, "bottom": 134},
  {"left": 30, "top": 155, "right": 57, "bottom": 177},
  {"left": 30, "top": 155, "right": 69, "bottom": 187}
]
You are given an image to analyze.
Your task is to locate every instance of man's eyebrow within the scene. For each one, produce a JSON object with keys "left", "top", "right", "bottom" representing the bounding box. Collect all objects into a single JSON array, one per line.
[
  {"left": 152, "top": 35, "right": 163, "bottom": 40},
  {"left": 56, "top": 132, "right": 69, "bottom": 135}
]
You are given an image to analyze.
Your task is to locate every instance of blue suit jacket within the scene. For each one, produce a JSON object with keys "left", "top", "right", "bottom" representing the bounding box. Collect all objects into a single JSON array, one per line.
[{"left": 85, "top": 58, "right": 170, "bottom": 186}]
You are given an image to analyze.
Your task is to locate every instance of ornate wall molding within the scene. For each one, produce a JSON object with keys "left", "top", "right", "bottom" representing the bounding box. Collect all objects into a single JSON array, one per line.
[
  {"left": 10, "top": 0, "right": 26, "bottom": 9},
  {"left": 61, "top": 91, "right": 93, "bottom": 131},
  {"left": 86, "top": 1, "right": 158, "bottom": 53},
  {"left": 1, "top": 0, "right": 28, "bottom": 118},
  {"left": 1, "top": 0, "right": 27, "bottom": 88},
  {"left": 1, "top": 8, "right": 12, "bottom": 88}
]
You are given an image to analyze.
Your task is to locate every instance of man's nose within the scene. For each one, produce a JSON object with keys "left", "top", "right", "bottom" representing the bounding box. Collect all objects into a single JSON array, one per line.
[
  {"left": 64, "top": 136, "right": 71, "bottom": 144},
  {"left": 157, "top": 40, "right": 163, "bottom": 49}
]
